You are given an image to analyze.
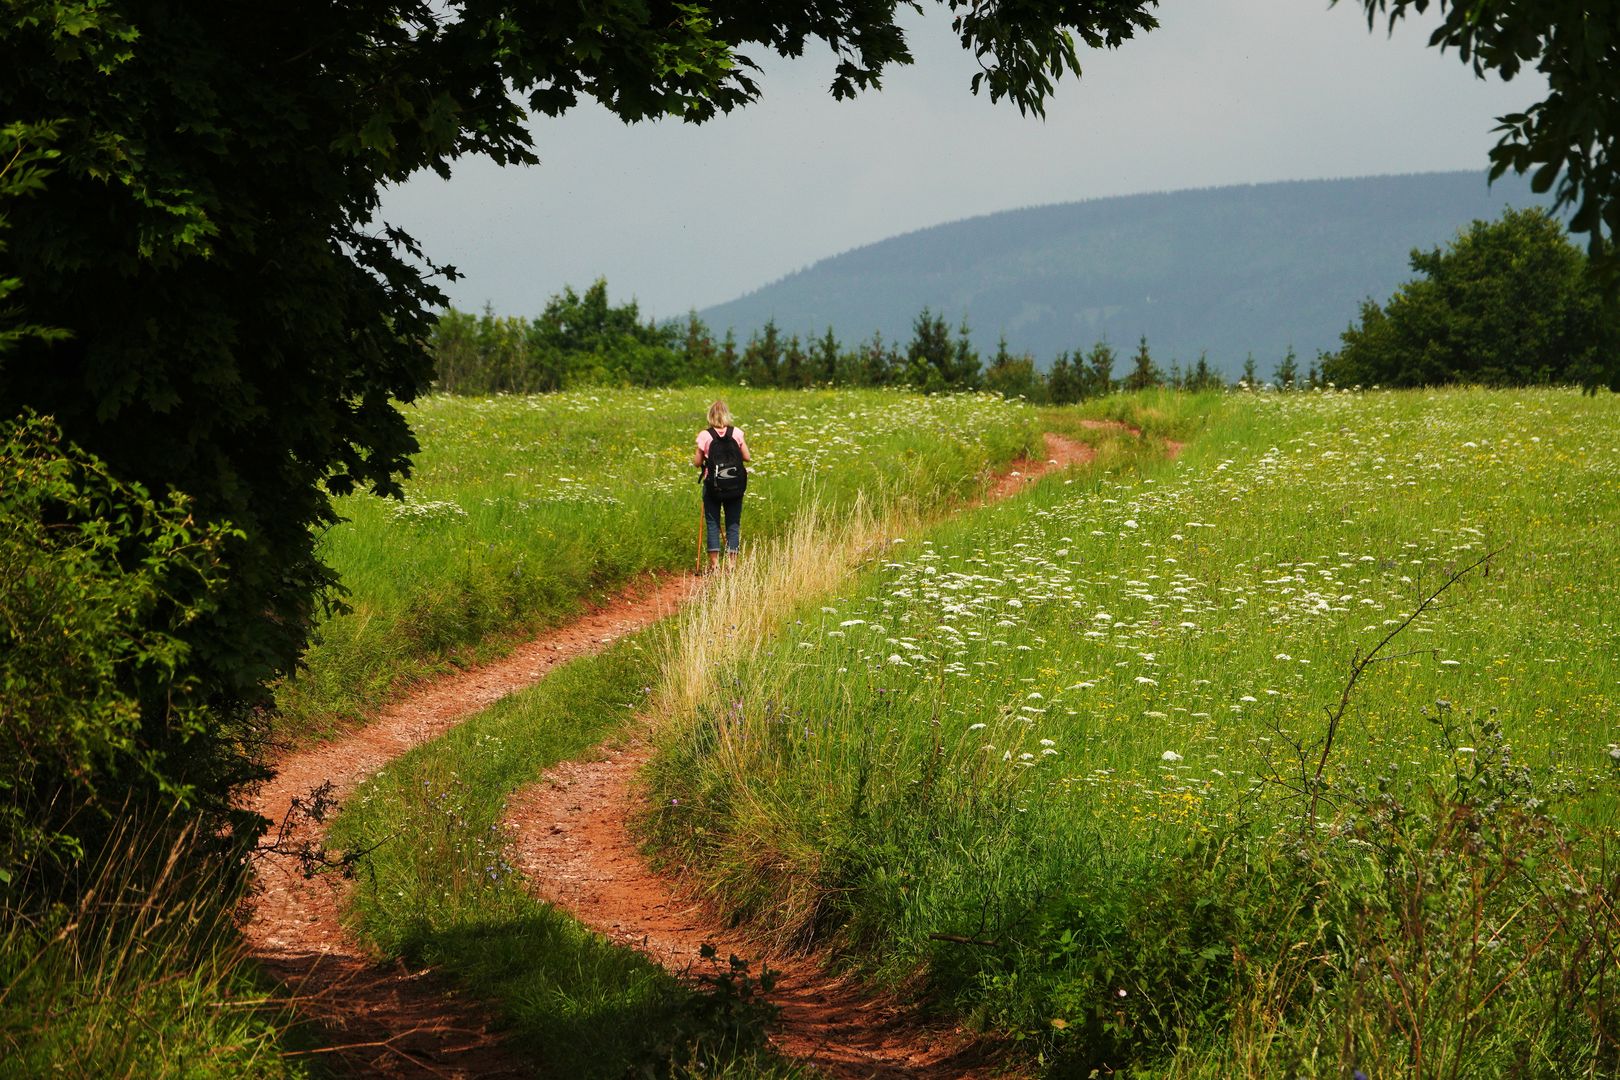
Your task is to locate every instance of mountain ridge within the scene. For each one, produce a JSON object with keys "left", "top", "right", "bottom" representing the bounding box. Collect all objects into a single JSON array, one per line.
[{"left": 697, "top": 172, "right": 1553, "bottom": 377}]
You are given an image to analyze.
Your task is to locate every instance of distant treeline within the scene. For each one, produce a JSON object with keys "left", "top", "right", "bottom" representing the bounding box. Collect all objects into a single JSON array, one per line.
[
  {"left": 435, "top": 208, "right": 1618, "bottom": 398},
  {"left": 429, "top": 280, "right": 1321, "bottom": 401}
]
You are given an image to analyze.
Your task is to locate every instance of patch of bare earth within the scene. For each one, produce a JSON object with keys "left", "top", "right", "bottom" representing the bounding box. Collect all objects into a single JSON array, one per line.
[
  {"left": 244, "top": 573, "right": 695, "bottom": 1078},
  {"left": 506, "top": 744, "right": 1003, "bottom": 1078},
  {"left": 982, "top": 432, "right": 1095, "bottom": 503}
]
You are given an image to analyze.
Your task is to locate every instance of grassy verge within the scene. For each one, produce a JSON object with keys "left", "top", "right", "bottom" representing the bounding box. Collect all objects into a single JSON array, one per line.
[
  {"left": 326, "top": 632, "right": 804, "bottom": 1077},
  {"left": 0, "top": 817, "right": 314, "bottom": 1079},
  {"left": 278, "top": 388, "right": 1038, "bottom": 741},
  {"left": 644, "top": 388, "right": 1620, "bottom": 1076}
]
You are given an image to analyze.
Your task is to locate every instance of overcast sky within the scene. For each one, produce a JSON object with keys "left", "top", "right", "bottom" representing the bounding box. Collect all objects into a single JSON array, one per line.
[{"left": 378, "top": 0, "right": 1546, "bottom": 321}]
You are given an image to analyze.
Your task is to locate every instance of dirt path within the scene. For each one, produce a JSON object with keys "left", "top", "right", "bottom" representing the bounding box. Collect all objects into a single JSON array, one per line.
[
  {"left": 246, "top": 432, "right": 1110, "bottom": 1077},
  {"left": 244, "top": 574, "right": 696, "bottom": 1078},
  {"left": 506, "top": 744, "right": 999, "bottom": 1078}
]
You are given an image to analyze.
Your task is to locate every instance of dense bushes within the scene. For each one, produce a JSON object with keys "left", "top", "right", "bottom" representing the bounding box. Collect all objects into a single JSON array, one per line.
[
  {"left": 1325, "top": 208, "right": 1619, "bottom": 390},
  {"left": 0, "top": 415, "right": 301, "bottom": 1074},
  {"left": 0, "top": 414, "right": 243, "bottom": 896}
]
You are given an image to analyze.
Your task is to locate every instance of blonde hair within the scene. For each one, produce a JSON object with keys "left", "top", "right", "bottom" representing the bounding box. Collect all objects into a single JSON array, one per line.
[{"left": 707, "top": 400, "right": 732, "bottom": 428}]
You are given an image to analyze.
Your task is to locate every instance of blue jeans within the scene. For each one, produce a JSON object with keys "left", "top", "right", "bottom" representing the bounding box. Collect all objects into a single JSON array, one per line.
[{"left": 703, "top": 490, "right": 744, "bottom": 553}]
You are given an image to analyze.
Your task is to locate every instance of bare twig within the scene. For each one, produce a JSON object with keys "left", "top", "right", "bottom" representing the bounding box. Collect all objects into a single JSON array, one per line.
[{"left": 1303, "top": 547, "right": 1502, "bottom": 832}]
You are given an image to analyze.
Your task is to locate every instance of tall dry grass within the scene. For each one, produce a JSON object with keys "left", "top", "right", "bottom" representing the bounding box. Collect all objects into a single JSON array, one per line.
[{"left": 656, "top": 493, "right": 902, "bottom": 726}]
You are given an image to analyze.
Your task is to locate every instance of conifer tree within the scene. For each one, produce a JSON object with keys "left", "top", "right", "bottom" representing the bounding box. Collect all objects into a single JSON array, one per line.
[
  {"left": 741, "top": 319, "right": 782, "bottom": 386},
  {"left": 718, "top": 329, "right": 740, "bottom": 381},
  {"left": 1048, "top": 351, "right": 1081, "bottom": 404},
  {"left": 682, "top": 311, "right": 717, "bottom": 379},
  {"left": 782, "top": 333, "right": 810, "bottom": 388},
  {"left": 1191, "top": 352, "right": 1215, "bottom": 391},
  {"left": 1122, "top": 336, "right": 1163, "bottom": 391},
  {"left": 951, "top": 317, "right": 982, "bottom": 389},
  {"left": 905, "top": 307, "right": 953, "bottom": 392},
  {"left": 1085, "top": 341, "right": 1117, "bottom": 397},
  {"left": 1274, "top": 346, "right": 1299, "bottom": 390},
  {"left": 815, "top": 327, "right": 841, "bottom": 384}
]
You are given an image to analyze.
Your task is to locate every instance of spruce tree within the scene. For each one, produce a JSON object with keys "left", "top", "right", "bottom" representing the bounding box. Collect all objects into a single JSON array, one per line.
[
  {"left": 1085, "top": 341, "right": 1117, "bottom": 397},
  {"left": 1241, "top": 353, "right": 1259, "bottom": 390},
  {"left": 682, "top": 311, "right": 717, "bottom": 380},
  {"left": 1122, "top": 336, "right": 1163, "bottom": 391},
  {"left": 1048, "top": 352, "right": 1080, "bottom": 404},
  {"left": 1191, "top": 352, "right": 1215, "bottom": 391},
  {"left": 905, "top": 307, "right": 952, "bottom": 392},
  {"left": 815, "top": 327, "right": 841, "bottom": 384},
  {"left": 1274, "top": 346, "right": 1299, "bottom": 390},
  {"left": 741, "top": 319, "right": 782, "bottom": 386},
  {"left": 718, "top": 329, "right": 740, "bottom": 381},
  {"left": 951, "top": 317, "right": 982, "bottom": 389}
]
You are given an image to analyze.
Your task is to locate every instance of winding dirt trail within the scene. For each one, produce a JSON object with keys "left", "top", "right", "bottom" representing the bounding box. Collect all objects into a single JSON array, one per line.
[
  {"left": 247, "top": 430, "right": 1118, "bottom": 1077},
  {"left": 245, "top": 575, "right": 695, "bottom": 1078},
  {"left": 502, "top": 434, "right": 1098, "bottom": 1079}
]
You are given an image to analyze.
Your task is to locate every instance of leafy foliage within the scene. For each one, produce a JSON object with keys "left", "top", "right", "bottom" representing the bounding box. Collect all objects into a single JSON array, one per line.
[
  {"left": 0, "top": 0, "right": 1161, "bottom": 870},
  {"left": 0, "top": 415, "right": 236, "bottom": 891},
  {"left": 1324, "top": 207, "right": 1619, "bottom": 389},
  {"left": 1355, "top": 0, "right": 1620, "bottom": 273}
]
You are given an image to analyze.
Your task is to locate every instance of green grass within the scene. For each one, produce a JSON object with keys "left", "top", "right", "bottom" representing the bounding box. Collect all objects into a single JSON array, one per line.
[
  {"left": 645, "top": 387, "right": 1620, "bottom": 1076},
  {"left": 0, "top": 818, "right": 314, "bottom": 1080},
  {"left": 327, "top": 632, "right": 804, "bottom": 1078},
  {"left": 278, "top": 387, "right": 1039, "bottom": 739}
]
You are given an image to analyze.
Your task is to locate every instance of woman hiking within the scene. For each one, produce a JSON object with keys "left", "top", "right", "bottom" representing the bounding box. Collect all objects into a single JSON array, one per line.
[{"left": 693, "top": 400, "right": 750, "bottom": 573}]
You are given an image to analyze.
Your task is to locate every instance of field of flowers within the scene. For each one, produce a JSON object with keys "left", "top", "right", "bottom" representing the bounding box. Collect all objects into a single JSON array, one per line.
[
  {"left": 277, "top": 387, "right": 1040, "bottom": 734},
  {"left": 648, "top": 388, "right": 1620, "bottom": 1075}
]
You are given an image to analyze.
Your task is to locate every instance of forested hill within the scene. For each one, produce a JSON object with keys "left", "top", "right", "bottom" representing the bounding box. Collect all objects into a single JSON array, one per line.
[{"left": 698, "top": 172, "right": 1551, "bottom": 377}]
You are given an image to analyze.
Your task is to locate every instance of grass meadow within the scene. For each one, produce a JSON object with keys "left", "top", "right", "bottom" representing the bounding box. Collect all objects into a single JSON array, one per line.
[
  {"left": 646, "top": 388, "right": 1620, "bottom": 1076},
  {"left": 277, "top": 387, "right": 1039, "bottom": 737},
  {"left": 311, "top": 385, "right": 1618, "bottom": 1077}
]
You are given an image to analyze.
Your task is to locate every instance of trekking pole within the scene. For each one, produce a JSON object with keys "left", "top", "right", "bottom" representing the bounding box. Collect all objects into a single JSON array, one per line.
[{"left": 696, "top": 468, "right": 705, "bottom": 575}]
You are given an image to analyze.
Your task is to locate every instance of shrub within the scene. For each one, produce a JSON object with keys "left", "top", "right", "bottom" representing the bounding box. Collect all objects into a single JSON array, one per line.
[
  {"left": 0, "top": 414, "right": 238, "bottom": 896},
  {"left": 1324, "top": 208, "right": 1619, "bottom": 390}
]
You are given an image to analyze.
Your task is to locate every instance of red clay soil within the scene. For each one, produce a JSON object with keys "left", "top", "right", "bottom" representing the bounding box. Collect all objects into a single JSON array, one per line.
[
  {"left": 982, "top": 432, "right": 1095, "bottom": 502},
  {"left": 244, "top": 573, "right": 695, "bottom": 1078},
  {"left": 246, "top": 436, "right": 1099, "bottom": 1078},
  {"left": 506, "top": 745, "right": 1003, "bottom": 1078}
]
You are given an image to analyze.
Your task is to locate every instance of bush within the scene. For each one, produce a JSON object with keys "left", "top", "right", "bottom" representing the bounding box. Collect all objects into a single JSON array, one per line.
[
  {"left": 0, "top": 414, "right": 238, "bottom": 896},
  {"left": 1324, "top": 208, "right": 1619, "bottom": 390},
  {"left": 0, "top": 813, "right": 307, "bottom": 1079}
]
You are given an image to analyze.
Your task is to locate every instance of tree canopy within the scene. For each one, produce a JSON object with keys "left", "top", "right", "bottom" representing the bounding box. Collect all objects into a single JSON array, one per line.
[
  {"left": 0, "top": 0, "right": 1159, "bottom": 859},
  {"left": 1353, "top": 0, "right": 1620, "bottom": 274},
  {"left": 1324, "top": 207, "right": 1618, "bottom": 389}
]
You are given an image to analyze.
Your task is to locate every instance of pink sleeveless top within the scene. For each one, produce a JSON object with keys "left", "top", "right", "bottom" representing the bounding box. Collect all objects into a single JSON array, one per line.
[{"left": 695, "top": 426, "right": 749, "bottom": 458}]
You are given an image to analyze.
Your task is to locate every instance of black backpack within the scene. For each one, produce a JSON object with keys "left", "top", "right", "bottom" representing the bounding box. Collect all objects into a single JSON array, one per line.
[{"left": 703, "top": 427, "right": 747, "bottom": 497}]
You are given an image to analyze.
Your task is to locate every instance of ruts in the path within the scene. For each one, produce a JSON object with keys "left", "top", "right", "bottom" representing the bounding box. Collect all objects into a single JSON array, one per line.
[{"left": 244, "top": 575, "right": 694, "bottom": 1078}]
